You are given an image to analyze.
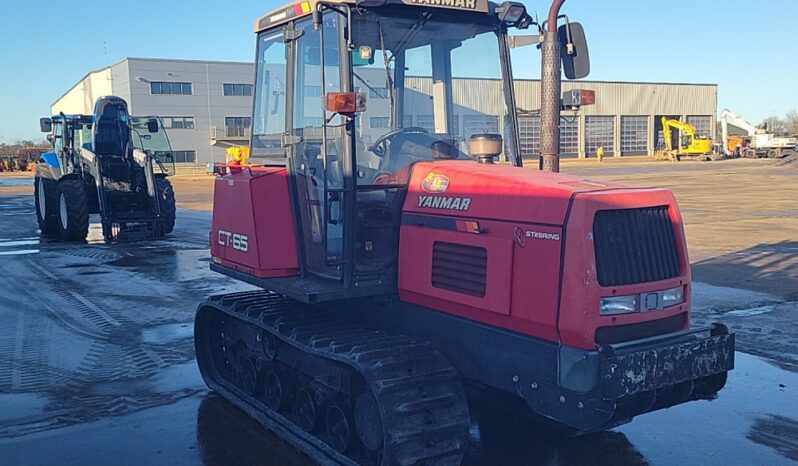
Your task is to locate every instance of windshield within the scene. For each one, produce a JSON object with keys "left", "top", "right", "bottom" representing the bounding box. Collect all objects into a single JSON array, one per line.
[
  {"left": 252, "top": 31, "right": 288, "bottom": 159},
  {"left": 350, "top": 7, "right": 509, "bottom": 185},
  {"left": 131, "top": 117, "right": 176, "bottom": 175}
]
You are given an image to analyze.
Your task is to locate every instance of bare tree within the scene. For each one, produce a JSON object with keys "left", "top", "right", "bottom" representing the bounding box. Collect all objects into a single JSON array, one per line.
[
  {"left": 785, "top": 110, "right": 798, "bottom": 135},
  {"left": 760, "top": 116, "right": 787, "bottom": 135}
]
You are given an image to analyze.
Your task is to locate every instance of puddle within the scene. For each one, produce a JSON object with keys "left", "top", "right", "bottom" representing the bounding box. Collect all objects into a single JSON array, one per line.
[
  {"left": 141, "top": 322, "right": 194, "bottom": 345},
  {"left": 0, "top": 393, "right": 51, "bottom": 423},
  {"left": 0, "top": 178, "right": 33, "bottom": 187},
  {"left": 616, "top": 352, "right": 798, "bottom": 465},
  {"left": 145, "top": 362, "right": 205, "bottom": 393}
]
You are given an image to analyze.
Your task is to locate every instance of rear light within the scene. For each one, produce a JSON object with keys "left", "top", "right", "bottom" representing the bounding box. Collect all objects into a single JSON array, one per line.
[
  {"left": 600, "top": 295, "right": 638, "bottom": 315},
  {"left": 324, "top": 92, "right": 366, "bottom": 114},
  {"left": 600, "top": 286, "right": 686, "bottom": 316},
  {"left": 661, "top": 286, "right": 685, "bottom": 307},
  {"left": 562, "top": 89, "right": 596, "bottom": 109}
]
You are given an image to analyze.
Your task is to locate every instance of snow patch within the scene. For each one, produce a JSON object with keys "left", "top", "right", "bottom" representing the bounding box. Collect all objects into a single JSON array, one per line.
[
  {"left": 692, "top": 282, "right": 780, "bottom": 311},
  {"left": 725, "top": 305, "right": 776, "bottom": 317}
]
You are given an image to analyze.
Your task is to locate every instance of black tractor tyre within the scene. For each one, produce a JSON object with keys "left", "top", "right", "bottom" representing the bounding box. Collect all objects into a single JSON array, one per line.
[
  {"left": 56, "top": 180, "right": 90, "bottom": 242},
  {"left": 155, "top": 177, "right": 176, "bottom": 234},
  {"left": 35, "top": 176, "right": 60, "bottom": 236}
]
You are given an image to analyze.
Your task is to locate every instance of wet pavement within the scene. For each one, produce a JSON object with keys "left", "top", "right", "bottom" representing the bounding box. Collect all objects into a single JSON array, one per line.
[
  {"left": 0, "top": 177, "right": 33, "bottom": 188},
  {"left": 1, "top": 193, "right": 797, "bottom": 465}
]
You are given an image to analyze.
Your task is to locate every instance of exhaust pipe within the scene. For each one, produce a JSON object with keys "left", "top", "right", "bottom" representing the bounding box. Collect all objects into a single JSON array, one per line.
[{"left": 540, "top": 0, "right": 565, "bottom": 173}]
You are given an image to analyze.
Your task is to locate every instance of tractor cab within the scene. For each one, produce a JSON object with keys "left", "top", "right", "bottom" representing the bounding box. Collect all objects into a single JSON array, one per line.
[
  {"left": 222, "top": 0, "right": 536, "bottom": 298},
  {"left": 131, "top": 116, "right": 176, "bottom": 176},
  {"left": 36, "top": 97, "right": 177, "bottom": 243}
]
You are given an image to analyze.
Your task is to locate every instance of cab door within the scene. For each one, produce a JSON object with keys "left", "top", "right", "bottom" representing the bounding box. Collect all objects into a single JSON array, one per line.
[{"left": 289, "top": 14, "right": 349, "bottom": 281}]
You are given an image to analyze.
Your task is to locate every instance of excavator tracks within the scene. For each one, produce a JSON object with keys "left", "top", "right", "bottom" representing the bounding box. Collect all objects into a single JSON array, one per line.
[{"left": 194, "top": 290, "right": 471, "bottom": 466}]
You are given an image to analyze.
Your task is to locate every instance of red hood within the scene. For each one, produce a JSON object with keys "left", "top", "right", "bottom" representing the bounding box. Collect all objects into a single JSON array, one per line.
[{"left": 404, "top": 161, "right": 655, "bottom": 225}]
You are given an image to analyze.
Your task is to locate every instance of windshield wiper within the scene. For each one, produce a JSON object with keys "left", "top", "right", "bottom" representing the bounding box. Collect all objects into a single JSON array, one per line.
[
  {"left": 375, "top": 17, "right": 395, "bottom": 128},
  {"left": 390, "top": 11, "right": 433, "bottom": 60},
  {"left": 353, "top": 71, "right": 386, "bottom": 98}
]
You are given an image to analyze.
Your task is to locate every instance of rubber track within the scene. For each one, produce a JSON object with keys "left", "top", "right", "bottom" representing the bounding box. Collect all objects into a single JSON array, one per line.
[{"left": 195, "top": 290, "right": 471, "bottom": 466}]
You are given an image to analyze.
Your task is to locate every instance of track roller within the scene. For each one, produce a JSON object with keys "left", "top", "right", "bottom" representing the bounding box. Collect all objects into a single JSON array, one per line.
[{"left": 194, "top": 290, "right": 471, "bottom": 466}]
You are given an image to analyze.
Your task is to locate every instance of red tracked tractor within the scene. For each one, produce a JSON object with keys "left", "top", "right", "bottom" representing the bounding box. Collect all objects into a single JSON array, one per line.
[{"left": 194, "top": 0, "right": 735, "bottom": 464}]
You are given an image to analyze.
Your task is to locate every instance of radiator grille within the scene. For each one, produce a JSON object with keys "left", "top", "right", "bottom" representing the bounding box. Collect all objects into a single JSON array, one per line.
[
  {"left": 431, "top": 242, "right": 487, "bottom": 297},
  {"left": 593, "top": 206, "right": 681, "bottom": 287}
]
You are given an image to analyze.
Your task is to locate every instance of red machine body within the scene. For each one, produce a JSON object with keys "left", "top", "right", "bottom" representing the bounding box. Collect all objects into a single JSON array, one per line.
[{"left": 211, "top": 161, "right": 690, "bottom": 352}]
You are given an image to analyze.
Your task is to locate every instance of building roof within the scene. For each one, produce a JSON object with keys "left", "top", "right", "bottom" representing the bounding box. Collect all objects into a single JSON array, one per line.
[
  {"left": 51, "top": 57, "right": 255, "bottom": 107},
  {"left": 53, "top": 56, "right": 717, "bottom": 108}
]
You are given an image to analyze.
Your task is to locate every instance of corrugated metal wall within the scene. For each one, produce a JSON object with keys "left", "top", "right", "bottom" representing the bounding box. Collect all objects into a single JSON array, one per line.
[{"left": 405, "top": 77, "right": 717, "bottom": 158}]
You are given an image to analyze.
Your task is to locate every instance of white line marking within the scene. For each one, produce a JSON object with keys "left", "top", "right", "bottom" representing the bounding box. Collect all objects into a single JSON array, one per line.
[
  {"left": 0, "top": 240, "right": 40, "bottom": 248},
  {"left": 0, "top": 249, "right": 39, "bottom": 256}
]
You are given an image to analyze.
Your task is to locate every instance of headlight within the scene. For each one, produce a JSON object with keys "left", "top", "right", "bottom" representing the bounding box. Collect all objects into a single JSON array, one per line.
[
  {"left": 600, "top": 295, "right": 637, "bottom": 315},
  {"left": 661, "top": 286, "right": 684, "bottom": 307}
]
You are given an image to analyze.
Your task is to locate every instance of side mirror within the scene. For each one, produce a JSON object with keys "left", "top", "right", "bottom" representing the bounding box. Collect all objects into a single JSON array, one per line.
[
  {"left": 147, "top": 118, "right": 159, "bottom": 133},
  {"left": 40, "top": 117, "right": 52, "bottom": 133},
  {"left": 559, "top": 22, "right": 590, "bottom": 80}
]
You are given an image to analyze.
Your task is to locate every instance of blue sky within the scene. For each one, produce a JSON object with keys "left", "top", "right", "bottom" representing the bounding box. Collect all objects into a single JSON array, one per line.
[{"left": 1, "top": 0, "right": 796, "bottom": 142}]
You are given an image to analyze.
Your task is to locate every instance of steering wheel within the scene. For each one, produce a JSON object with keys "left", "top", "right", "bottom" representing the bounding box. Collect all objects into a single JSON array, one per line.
[{"left": 368, "top": 126, "right": 429, "bottom": 158}]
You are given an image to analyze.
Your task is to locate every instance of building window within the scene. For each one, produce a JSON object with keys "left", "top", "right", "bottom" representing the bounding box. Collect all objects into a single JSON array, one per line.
[
  {"left": 223, "top": 83, "right": 253, "bottom": 96},
  {"left": 687, "top": 115, "right": 712, "bottom": 139},
  {"left": 225, "top": 117, "right": 251, "bottom": 138},
  {"left": 560, "top": 118, "right": 579, "bottom": 155},
  {"left": 518, "top": 114, "right": 541, "bottom": 157},
  {"left": 370, "top": 117, "right": 390, "bottom": 129},
  {"left": 369, "top": 87, "right": 388, "bottom": 98},
  {"left": 463, "top": 115, "right": 498, "bottom": 139},
  {"left": 161, "top": 116, "right": 195, "bottom": 129},
  {"left": 304, "top": 86, "right": 322, "bottom": 97},
  {"left": 150, "top": 81, "right": 192, "bottom": 95},
  {"left": 416, "top": 115, "right": 434, "bottom": 132},
  {"left": 621, "top": 116, "right": 648, "bottom": 154},
  {"left": 518, "top": 115, "right": 578, "bottom": 157},
  {"left": 415, "top": 115, "right": 462, "bottom": 135},
  {"left": 171, "top": 150, "right": 196, "bottom": 163},
  {"left": 585, "top": 116, "right": 615, "bottom": 155}
]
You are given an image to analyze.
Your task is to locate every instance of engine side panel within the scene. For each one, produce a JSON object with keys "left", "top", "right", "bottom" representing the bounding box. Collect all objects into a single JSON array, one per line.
[
  {"left": 397, "top": 162, "right": 693, "bottom": 350},
  {"left": 398, "top": 217, "right": 563, "bottom": 342}
]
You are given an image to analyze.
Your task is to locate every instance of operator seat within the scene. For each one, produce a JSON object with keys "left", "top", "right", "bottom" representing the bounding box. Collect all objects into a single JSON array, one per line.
[
  {"left": 93, "top": 103, "right": 132, "bottom": 182},
  {"left": 94, "top": 104, "right": 130, "bottom": 157}
]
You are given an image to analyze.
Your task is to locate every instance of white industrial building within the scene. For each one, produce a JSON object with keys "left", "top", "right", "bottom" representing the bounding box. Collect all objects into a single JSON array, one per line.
[
  {"left": 51, "top": 57, "right": 255, "bottom": 164},
  {"left": 52, "top": 57, "right": 717, "bottom": 163}
]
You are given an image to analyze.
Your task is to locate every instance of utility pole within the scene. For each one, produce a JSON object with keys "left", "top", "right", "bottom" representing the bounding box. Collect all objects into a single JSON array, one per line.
[{"left": 539, "top": 0, "right": 564, "bottom": 173}]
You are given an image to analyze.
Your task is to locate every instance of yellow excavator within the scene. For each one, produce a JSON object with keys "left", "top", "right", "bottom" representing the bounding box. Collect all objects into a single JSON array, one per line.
[{"left": 656, "top": 117, "right": 713, "bottom": 161}]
